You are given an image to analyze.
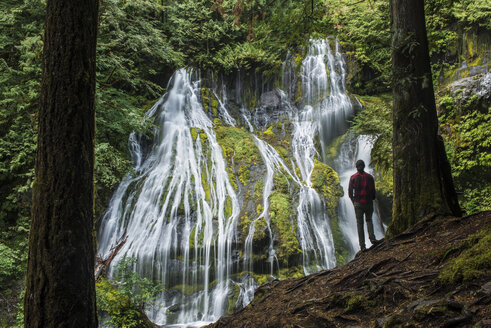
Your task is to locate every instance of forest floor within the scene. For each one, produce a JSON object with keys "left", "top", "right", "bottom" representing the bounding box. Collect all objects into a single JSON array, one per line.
[{"left": 208, "top": 211, "right": 491, "bottom": 328}]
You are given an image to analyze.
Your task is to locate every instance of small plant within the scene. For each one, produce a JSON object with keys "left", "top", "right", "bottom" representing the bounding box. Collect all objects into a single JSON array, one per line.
[{"left": 96, "top": 257, "right": 162, "bottom": 327}]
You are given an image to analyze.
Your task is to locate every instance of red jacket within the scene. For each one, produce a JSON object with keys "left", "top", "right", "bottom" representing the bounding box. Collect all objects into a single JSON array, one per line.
[{"left": 348, "top": 171, "right": 375, "bottom": 204}]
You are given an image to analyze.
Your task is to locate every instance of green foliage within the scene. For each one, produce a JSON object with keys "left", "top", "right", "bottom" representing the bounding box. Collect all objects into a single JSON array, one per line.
[
  {"left": 97, "top": 0, "right": 182, "bottom": 95},
  {"left": 166, "top": 0, "right": 324, "bottom": 71},
  {"left": 325, "top": 0, "right": 391, "bottom": 92},
  {"left": 0, "top": 243, "right": 18, "bottom": 284},
  {"left": 425, "top": 0, "right": 459, "bottom": 82},
  {"left": 215, "top": 42, "right": 281, "bottom": 71},
  {"left": 439, "top": 226, "right": 491, "bottom": 284},
  {"left": 96, "top": 257, "right": 161, "bottom": 327},
  {"left": 452, "top": 0, "right": 491, "bottom": 29},
  {"left": 0, "top": 0, "right": 43, "bottom": 233},
  {"left": 439, "top": 90, "right": 491, "bottom": 214}
]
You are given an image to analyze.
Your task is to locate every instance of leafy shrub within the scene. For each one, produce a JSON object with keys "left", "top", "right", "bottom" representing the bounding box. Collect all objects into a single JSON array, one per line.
[{"left": 96, "top": 257, "right": 162, "bottom": 327}]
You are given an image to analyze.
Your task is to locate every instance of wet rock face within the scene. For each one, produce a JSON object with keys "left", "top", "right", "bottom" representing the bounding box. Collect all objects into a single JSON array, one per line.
[
  {"left": 445, "top": 72, "right": 491, "bottom": 113},
  {"left": 251, "top": 89, "right": 286, "bottom": 129}
]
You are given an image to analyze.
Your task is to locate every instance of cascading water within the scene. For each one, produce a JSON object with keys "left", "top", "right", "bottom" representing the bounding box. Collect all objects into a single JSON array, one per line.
[
  {"left": 98, "top": 70, "right": 242, "bottom": 326},
  {"left": 97, "top": 39, "right": 378, "bottom": 326}
]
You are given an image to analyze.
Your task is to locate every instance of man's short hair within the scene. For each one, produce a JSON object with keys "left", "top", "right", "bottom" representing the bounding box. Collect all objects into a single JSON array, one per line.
[{"left": 356, "top": 159, "right": 365, "bottom": 170}]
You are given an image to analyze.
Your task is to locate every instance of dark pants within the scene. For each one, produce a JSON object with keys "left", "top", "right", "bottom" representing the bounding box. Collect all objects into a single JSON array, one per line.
[{"left": 354, "top": 201, "right": 376, "bottom": 250}]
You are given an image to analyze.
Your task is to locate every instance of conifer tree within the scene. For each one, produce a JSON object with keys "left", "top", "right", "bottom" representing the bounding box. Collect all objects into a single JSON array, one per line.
[
  {"left": 388, "top": 0, "right": 461, "bottom": 236},
  {"left": 24, "top": 0, "right": 99, "bottom": 326}
]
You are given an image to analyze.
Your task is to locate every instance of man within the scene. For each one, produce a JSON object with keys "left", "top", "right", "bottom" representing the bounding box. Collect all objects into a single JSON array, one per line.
[{"left": 348, "top": 159, "right": 377, "bottom": 251}]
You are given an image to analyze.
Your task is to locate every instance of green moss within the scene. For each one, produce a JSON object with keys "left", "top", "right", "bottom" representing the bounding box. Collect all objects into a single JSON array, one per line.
[
  {"left": 215, "top": 125, "right": 261, "bottom": 189},
  {"left": 211, "top": 96, "right": 219, "bottom": 117},
  {"left": 293, "top": 52, "right": 303, "bottom": 68},
  {"left": 254, "top": 178, "right": 264, "bottom": 201},
  {"left": 190, "top": 128, "right": 198, "bottom": 141},
  {"left": 228, "top": 167, "right": 238, "bottom": 190},
  {"left": 213, "top": 118, "right": 221, "bottom": 125},
  {"left": 199, "top": 131, "right": 207, "bottom": 142},
  {"left": 310, "top": 159, "right": 344, "bottom": 218},
  {"left": 227, "top": 283, "right": 241, "bottom": 314},
  {"left": 344, "top": 294, "right": 373, "bottom": 313},
  {"left": 215, "top": 126, "right": 259, "bottom": 164},
  {"left": 201, "top": 88, "right": 210, "bottom": 113},
  {"left": 295, "top": 79, "right": 302, "bottom": 103},
  {"left": 189, "top": 225, "right": 204, "bottom": 249},
  {"left": 225, "top": 196, "right": 233, "bottom": 217},
  {"left": 324, "top": 133, "right": 348, "bottom": 161},
  {"left": 278, "top": 266, "right": 304, "bottom": 280},
  {"left": 238, "top": 164, "right": 251, "bottom": 186},
  {"left": 252, "top": 273, "right": 268, "bottom": 286},
  {"left": 253, "top": 217, "right": 268, "bottom": 242},
  {"left": 269, "top": 191, "right": 301, "bottom": 264},
  {"left": 273, "top": 173, "right": 289, "bottom": 194},
  {"left": 239, "top": 212, "right": 252, "bottom": 238},
  {"left": 201, "top": 173, "right": 211, "bottom": 201},
  {"left": 263, "top": 125, "right": 274, "bottom": 137},
  {"left": 295, "top": 166, "right": 301, "bottom": 180},
  {"left": 439, "top": 226, "right": 491, "bottom": 284},
  {"left": 256, "top": 204, "right": 264, "bottom": 216},
  {"left": 274, "top": 145, "right": 289, "bottom": 160},
  {"left": 330, "top": 217, "right": 350, "bottom": 266}
]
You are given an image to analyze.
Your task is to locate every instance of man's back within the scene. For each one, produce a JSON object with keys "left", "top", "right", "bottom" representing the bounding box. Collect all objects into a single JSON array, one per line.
[{"left": 348, "top": 171, "right": 375, "bottom": 204}]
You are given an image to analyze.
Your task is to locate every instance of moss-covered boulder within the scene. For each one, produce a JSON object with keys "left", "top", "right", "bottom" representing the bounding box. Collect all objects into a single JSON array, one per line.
[
  {"left": 215, "top": 125, "right": 261, "bottom": 188},
  {"left": 310, "top": 159, "right": 343, "bottom": 218},
  {"left": 269, "top": 191, "right": 302, "bottom": 265}
]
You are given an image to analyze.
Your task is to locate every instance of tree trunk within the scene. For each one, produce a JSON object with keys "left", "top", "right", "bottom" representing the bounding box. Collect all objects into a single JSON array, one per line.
[
  {"left": 24, "top": 0, "right": 99, "bottom": 327},
  {"left": 388, "top": 0, "right": 461, "bottom": 236}
]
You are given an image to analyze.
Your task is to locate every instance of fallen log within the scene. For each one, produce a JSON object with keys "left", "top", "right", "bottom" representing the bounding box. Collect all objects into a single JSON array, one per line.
[{"left": 94, "top": 234, "right": 127, "bottom": 281}]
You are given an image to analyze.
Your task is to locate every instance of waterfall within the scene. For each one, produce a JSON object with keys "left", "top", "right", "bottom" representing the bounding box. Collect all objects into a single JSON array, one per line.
[
  {"left": 97, "top": 39, "right": 375, "bottom": 326},
  {"left": 98, "top": 70, "right": 241, "bottom": 326}
]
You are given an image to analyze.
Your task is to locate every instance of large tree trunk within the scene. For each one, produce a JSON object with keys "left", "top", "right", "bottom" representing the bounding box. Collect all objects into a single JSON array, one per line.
[
  {"left": 388, "top": 0, "right": 461, "bottom": 236},
  {"left": 24, "top": 0, "right": 99, "bottom": 327}
]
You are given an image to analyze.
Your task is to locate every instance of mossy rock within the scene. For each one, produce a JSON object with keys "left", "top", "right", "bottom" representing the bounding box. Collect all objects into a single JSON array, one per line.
[
  {"left": 269, "top": 191, "right": 302, "bottom": 264},
  {"left": 310, "top": 159, "right": 343, "bottom": 218},
  {"left": 215, "top": 125, "right": 261, "bottom": 189},
  {"left": 227, "top": 282, "right": 241, "bottom": 314},
  {"left": 273, "top": 173, "right": 290, "bottom": 194},
  {"left": 439, "top": 226, "right": 491, "bottom": 284}
]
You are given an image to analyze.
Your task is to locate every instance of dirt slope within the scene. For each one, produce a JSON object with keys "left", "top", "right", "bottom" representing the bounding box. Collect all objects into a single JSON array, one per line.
[{"left": 208, "top": 211, "right": 491, "bottom": 328}]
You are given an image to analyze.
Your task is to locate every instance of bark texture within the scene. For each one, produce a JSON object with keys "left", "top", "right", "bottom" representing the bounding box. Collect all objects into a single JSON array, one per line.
[
  {"left": 388, "top": 0, "right": 461, "bottom": 236},
  {"left": 24, "top": 0, "right": 99, "bottom": 327}
]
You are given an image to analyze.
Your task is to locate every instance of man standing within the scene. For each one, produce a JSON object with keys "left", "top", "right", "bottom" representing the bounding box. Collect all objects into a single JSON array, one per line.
[{"left": 348, "top": 160, "right": 377, "bottom": 251}]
